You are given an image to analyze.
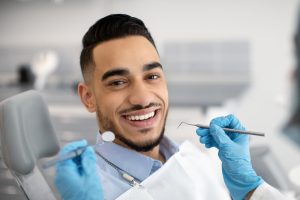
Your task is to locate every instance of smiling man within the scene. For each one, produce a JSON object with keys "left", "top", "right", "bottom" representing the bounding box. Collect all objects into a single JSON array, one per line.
[
  {"left": 79, "top": 36, "right": 168, "bottom": 157},
  {"left": 54, "top": 14, "right": 289, "bottom": 200},
  {"left": 80, "top": 32, "right": 169, "bottom": 152},
  {"left": 75, "top": 15, "right": 175, "bottom": 199}
]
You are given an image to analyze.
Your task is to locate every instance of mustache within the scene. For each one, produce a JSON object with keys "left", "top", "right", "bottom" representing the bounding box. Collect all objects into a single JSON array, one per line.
[{"left": 119, "top": 103, "right": 161, "bottom": 115}]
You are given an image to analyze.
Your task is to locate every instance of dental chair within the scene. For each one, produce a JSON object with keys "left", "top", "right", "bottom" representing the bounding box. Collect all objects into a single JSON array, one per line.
[{"left": 0, "top": 90, "right": 60, "bottom": 200}]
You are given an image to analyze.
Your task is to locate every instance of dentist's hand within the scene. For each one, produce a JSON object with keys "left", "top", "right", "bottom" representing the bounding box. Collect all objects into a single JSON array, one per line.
[
  {"left": 55, "top": 140, "right": 104, "bottom": 200},
  {"left": 196, "top": 114, "right": 263, "bottom": 200}
]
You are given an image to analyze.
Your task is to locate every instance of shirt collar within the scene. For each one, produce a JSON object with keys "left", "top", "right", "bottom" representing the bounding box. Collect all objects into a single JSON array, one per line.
[{"left": 95, "top": 132, "right": 179, "bottom": 181}]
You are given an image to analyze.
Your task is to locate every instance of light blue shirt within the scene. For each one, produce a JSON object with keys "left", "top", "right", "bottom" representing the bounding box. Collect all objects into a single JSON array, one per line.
[{"left": 95, "top": 134, "right": 179, "bottom": 200}]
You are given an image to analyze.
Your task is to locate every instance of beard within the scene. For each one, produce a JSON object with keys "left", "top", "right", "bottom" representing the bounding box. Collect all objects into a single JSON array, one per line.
[{"left": 96, "top": 105, "right": 167, "bottom": 152}]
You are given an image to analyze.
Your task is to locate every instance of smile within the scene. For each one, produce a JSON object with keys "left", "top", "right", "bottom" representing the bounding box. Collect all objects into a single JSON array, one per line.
[
  {"left": 126, "top": 111, "right": 155, "bottom": 121},
  {"left": 120, "top": 107, "right": 161, "bottom": 128}
]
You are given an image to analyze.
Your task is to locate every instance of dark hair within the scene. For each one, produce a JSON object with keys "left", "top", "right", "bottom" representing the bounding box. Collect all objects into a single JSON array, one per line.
[{"left": 80, "top": 14, "right": 157, "bottom": 81}]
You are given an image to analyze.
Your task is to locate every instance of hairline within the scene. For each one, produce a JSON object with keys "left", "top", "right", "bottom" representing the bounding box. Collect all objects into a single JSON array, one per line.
[{"left": 82, "top": 35, "right": 158, "bottom": 83}]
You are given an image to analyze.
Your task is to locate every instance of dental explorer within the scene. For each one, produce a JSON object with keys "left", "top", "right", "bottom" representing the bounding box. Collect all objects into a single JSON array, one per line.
[{"left": 178, "top": 122, "right": 265, "bottom": 137}]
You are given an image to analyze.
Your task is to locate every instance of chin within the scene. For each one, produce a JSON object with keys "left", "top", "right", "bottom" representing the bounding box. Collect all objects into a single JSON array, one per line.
[{"left": 117, "top": 127, "right": 165, "bottom": 152}]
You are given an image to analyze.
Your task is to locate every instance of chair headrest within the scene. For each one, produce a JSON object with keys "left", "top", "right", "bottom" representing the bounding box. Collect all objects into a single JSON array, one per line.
[{"left": 0, "top": 90, "right": 60, "bottom": 174}]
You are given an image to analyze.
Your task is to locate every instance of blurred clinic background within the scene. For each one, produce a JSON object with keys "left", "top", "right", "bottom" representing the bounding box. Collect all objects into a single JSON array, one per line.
[{"left": 1, "top": 0, "right": 300, "bottom": 199}]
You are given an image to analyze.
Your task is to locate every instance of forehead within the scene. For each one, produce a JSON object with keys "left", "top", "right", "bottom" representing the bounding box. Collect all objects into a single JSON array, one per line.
[{"left": 92, "top": 36, "right": 160, "bottom": 74}]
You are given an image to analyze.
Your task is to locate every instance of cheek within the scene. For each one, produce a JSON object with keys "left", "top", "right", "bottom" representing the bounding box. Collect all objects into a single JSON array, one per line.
[
  {"left": 97, "top": 93, "right": 125, "bottom": 118},
  {"left": 158, "top": 83, "right": 169, "bottom": 103}
]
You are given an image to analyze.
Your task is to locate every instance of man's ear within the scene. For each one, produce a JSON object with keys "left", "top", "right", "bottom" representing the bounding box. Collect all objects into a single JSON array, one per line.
[{"left": 78, "top": 82, "right": 96, "bottom": 112}]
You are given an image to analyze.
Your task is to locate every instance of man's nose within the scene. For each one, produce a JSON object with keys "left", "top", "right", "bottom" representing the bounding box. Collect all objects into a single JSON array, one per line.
[{"left": 128, "top": 83, "right": 154, "bottom": 107}]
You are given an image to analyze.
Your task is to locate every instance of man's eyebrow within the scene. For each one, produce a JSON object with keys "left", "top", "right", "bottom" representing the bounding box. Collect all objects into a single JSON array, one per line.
[
  {"left": 101, "top": 62, "right": 162, "bottom": 81},
  {"left": 143, "top": 62, "right": 163, "bottom": 71},
  {"left": 101, "top": 68, "right": 129, "bottom": 81}
]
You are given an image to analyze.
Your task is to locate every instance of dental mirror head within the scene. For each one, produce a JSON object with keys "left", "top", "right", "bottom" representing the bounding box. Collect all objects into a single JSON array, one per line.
[{"left": 102, "top": 131, "right": 115, "bottom": 142}]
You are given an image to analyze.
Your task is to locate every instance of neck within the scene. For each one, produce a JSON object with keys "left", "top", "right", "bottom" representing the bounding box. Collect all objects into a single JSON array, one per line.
[
  {"left": 140, "top": 146, "right": 166, "bottom": 163},
  {"left": 114, "top": 139, "right": 166, "bottom": 163}
]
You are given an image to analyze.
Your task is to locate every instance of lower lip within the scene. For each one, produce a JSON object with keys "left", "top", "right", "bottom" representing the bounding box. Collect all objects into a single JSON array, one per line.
[{"left": 121, "top": 110, "right": 161, "bottom": 128}]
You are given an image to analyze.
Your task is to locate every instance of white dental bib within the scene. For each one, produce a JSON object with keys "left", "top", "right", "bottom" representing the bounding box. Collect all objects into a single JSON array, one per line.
[{"left": 116, "top": 141, "right": 231, "bottom": 200}]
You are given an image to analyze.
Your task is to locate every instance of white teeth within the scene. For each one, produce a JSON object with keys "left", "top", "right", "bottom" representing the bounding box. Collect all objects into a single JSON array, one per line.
[{"left": 126, "top": 111, "right": 155, "bottom": 121}]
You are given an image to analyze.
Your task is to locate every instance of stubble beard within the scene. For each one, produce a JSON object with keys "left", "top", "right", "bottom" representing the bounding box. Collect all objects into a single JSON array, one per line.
[{"left": 96, "top": 106, "right": 168, "bottom": 152}]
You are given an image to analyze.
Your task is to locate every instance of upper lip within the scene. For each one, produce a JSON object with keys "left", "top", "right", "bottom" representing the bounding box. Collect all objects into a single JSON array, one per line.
[{"left": 120, "top": 106, "right": 161, "bottom": 117}]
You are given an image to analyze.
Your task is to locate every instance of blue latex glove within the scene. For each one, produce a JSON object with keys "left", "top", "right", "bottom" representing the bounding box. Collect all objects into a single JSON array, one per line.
[
  {"left": 196, "top": 114, "right": 263, "bottom": 200},
  {"left": 55, "top": 140, "right": 104, "bottom": 200}
]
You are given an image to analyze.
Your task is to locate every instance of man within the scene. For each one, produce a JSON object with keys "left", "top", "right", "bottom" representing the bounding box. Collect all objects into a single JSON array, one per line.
[{"left": 55, "top": 14, "right": 288, "bottom": 200}]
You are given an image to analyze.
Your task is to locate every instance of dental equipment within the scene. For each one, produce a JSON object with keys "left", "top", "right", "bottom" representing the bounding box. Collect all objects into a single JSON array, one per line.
[
  {"left": 42, "top": 131, "right": 115, "bottom": 169},
  {"left": 43, "top": 131, "right": 142, "bottom": 187},
  {"left": 178, "top": 122, "right": 265, "bottom": 137}
]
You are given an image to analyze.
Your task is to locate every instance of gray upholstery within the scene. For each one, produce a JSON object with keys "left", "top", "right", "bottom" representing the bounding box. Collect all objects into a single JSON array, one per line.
[{"left": 0, "top": 90, "right": 59, "bottom": 175}]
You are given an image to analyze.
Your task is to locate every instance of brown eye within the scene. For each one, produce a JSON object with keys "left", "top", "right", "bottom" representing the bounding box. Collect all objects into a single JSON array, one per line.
[
  {"left": 107, "top": 79, "right": 128, "bottom": 89},
  {"left": 110, "top": 80, "right": 126, "bottom": 86},
  {"left": 148, "top": 74, "right": 160, "bottom": 80}
]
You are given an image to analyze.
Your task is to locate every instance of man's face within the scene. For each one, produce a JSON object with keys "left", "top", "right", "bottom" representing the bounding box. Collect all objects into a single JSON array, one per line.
[{"left": 79, "top": 36, "right": 169, "bottom": 152}]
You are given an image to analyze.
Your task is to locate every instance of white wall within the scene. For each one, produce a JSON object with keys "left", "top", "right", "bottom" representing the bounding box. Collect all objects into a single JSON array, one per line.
[{"left": 0, "top": 0, "right": 106, "bottom": 46}]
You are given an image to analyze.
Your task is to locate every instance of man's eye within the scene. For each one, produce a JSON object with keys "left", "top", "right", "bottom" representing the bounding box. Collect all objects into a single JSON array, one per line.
[
  {"left": 109, "top": 80, "right": 126, "bottom": 86},
  {"left": 148, "top": 74, "right": 160, "bottom": 80}
]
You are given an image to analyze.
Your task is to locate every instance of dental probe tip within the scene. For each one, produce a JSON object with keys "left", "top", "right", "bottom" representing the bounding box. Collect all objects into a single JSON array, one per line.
[
  {"left": 177, "top": 121, "right": 195, "bottom": 129},
  {"left": 177, "top": 122, "right": 184, "bottom": 129}
]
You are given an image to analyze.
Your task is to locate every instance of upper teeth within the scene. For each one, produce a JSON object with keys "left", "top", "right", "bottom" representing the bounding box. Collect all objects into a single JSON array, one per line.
[{"left": 127, "top": 111, "right": 155, "bottom": 121}]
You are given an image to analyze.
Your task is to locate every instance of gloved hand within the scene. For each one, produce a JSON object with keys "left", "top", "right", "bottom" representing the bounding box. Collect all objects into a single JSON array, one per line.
[
  {"left": 196, "top": 114, "right": 263, "bottom": 200},
  {"left": 55, "top": 140, "right": 104, "bottom": 200}
]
